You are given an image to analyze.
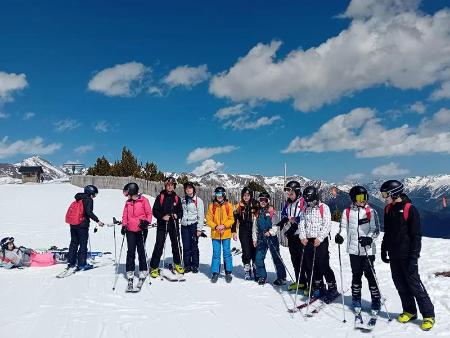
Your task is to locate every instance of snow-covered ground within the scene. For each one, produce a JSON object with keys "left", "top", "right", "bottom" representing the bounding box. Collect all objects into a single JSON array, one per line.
[{"left": 0, "top": 183, "right": 449, "bottom": 338}]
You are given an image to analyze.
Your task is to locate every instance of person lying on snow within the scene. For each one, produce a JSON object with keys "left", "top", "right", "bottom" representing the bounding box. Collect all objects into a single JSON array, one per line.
[{"left": 0, "top": 237, "right": 33, "bottom": 269}]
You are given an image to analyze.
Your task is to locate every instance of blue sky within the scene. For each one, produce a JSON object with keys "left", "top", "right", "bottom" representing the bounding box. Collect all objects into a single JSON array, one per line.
[{"left": 0, "top": 0, "right": 449, "bottom": 182}]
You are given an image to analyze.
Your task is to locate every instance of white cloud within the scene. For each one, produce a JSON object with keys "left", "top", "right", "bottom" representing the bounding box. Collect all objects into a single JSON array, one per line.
[
  {"left": 409, "top": 101, "right": 426, "bottom": 114},
  {"left": 430, "top": 81, "right": 450, "bottom": 100},
  {"left": 192, "top": 159, "right": 224, "bottom": 176},
  {"left": 23, "top": 112, "right": 35, "bottom": 120},
  {"left": 344, "top": 173, "right": 365, "bottom": 182},
  {"left": 94, "top": 121, "right": 110, "bottom": 132},
  {"left": 225, "top": 115, "right": 282, "bottom": 130},
  {"left": 163, "top": 64, "right": 210, "bottom": 88},
  {"left": 371, "top": 162, "right": 410, "bottom": 176},
  {"left": 214, "top": 104, "right": 247, "bottom": 120},
  {"left": 0, "top": 136, "right": 61, "bottom": 159},
  {"left": 0, "top": 71, "right": 28, "bottom": 102},
  {"left": 74, "top": 144, "right": 94, "bottom": 155},
  {"left": 209, "top": 1, "right": 450, "bottom": 111},
  {"left": 88, "top": 62, "right": 150, "bottom": 97},
  {"left": 282, "top": 107, "right": 450, "bottom": 157},
  {"left": 0, "top": 112, "right": 8, "bottom": 119},
  {"left": 148, "top": 86, "right": 164, "bottom": 96},
  {"left": 54, "top": 119, "right": 81, "bottom": 132},
  {"left": 187, "top": 145, "right": 238, "bottom": 164}
]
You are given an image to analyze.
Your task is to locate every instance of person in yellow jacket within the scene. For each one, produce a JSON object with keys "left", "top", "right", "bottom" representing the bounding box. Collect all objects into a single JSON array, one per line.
[{"left": 206, "top": 186, "right": 235, "bottom": 283}]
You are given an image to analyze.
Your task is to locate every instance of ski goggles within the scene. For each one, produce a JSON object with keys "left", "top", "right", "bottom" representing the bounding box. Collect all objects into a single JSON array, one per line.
[
  {"left": 355, "top": 194, "right": 368, "bottom": 203},
  {"left": 215, "top": 192, "right": 224, "bottom": 197},
  {"left": 381, "top": 192, "right": 390, "bottom": 199},
  {"left": 283, "top": 187, "right": 294, "bottom": 193},
  {"left": 258, "top": 197, "right": 269, "bottom": 203}
]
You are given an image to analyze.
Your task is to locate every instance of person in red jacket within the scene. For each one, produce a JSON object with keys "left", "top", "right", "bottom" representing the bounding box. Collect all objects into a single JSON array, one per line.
[{"left": 122, "top": 182, "right": 152, "bottom": 290}]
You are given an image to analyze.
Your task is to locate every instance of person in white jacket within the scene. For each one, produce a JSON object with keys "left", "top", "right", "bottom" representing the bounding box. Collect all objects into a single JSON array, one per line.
[
  {"left": 180, "top": 182, "right": 205, "bottom": 273},
  {"left": 335, "top": 185, "right": 381, "bottom": 315},
  {"left": 299, "top": 186, "right": 338, "bottom": 303}
]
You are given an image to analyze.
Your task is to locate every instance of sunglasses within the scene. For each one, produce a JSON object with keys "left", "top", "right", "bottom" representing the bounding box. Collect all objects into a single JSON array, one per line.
[
  {"left": 381, "top": 192, "right": 390, "bottom": 198},
  {"left": 355, "top": 194, "right": 368, "bottom": 203},
  {"left": 259, "top": 197, "right": 269, "bottom": 203}
]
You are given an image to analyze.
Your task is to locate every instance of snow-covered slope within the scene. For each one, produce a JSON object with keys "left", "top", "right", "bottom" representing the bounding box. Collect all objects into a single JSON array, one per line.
[
  {"left": 0, "top": 156, "right": 69, "bottom": 183},
  {"left": 0, "top": 183, "right": 449, "bottom": 337}
]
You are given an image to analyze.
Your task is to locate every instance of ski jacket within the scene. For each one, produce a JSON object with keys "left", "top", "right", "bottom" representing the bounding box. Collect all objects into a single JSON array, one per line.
[
  {"left": 181, "top": 195, "right": 205, "bottom": 231},
  {"left": 232, "top": 199, "right": 258, "bottom": 233},
  {"left": 1, "top": 246, "right": 32, "bottom": 267},
  {"left": 252, "top": 206, "right": 279, "bottom": 242},
  {"left": 299, "top": 202, "right": 331, "bottom": 242},
  {"left": 206, "top": 200, "right": 235, "bottom": 240},
  {"left": 381, "top": 196, "right": 422, "bottom": 260},
  {"left": 278, "top": 198, "right": 304, "bottom": 247},
  {"left": 73, "top": 193, "right": 99, "bottom": 228},
  {"left": 340, "top": 204, "right": 380, "bottom": 256},
  {"left": 122, "top": 195, "right": 153, "bottom": 232},
  {"left": 152, "top": 190, "right": 183, "bottom": 227}
]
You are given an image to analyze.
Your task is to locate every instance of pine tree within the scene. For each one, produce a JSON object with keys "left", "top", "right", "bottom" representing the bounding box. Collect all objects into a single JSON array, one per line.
[
  {"left": 248, "top": 180, "right": 266, "bottom": 193},
  {"left": 86, "top": 156, "right": 111, "bottom": 176}
]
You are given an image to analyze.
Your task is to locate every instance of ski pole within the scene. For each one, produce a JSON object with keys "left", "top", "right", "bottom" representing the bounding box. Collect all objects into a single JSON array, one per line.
[
  {"left": 141, "top": 229, "right": 150, "bottom": 284},
  {"left": 112, "top": 234, "right": 126, "bottom": 291},
  {"left": 266, "top": 235, "right": 295, "bottom": 282},
  {"left": 305, "top": 245, "right": 317, "bottom": 318},
  {"left": 160, "top": 221, "right": 169, "bottom": 281},
  {"left": 293, "top": 246, "right": 306, "bottom": 314},
  {"left": 175, "top": 221, "right": 184, "bottom": 282},
  {"left": 113, "top": 221, "right": 117, "bottom": 266},
  {"left": 338, "top": 243, "right": 347, "bottom": 323},
  {"left": 364, "top": 247, "right": 391, "bottom": 321}
]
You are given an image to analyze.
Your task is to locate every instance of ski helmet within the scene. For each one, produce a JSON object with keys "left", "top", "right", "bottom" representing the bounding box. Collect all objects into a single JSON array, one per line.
[
  {"left": 241, "top": 186, "right": 253, "bottom": 198},
  {"left": 165, "top": 176, "right": 177, "bottom": 188},
  {"left": 303, "top": 186, "right": 319, "bottom": 202},
  {"left": 84, "top": 185, "right": 98, "bottom": 196},
  {"left": 0, "top": 237, "right": 14, "bottom": 251},
  {"left": 349, "top": 186, "right": 369, "bottom": 203},
  {"left": 123, "top": 183, "right": 130, "bottom": 196},
  {"left": 183, "top": 181, "right": 196, "bottom": 194},
  {"left": 258, "top": 191, "right": 270, "bottom": 203},
  {"left": 214, "top": 186, "right": 226, "bottom": 198},
  {"left": 127, "top": 182, "right": 139, "bottom": 196},
  {"left": 284, "top": 180, "right": 301, "bottom": 197},
  {"left": 380, "top": 180, "right": 404, "bottom": 199}
]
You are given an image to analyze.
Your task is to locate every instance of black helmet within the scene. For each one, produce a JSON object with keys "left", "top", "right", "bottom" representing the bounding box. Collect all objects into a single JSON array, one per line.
[
  {"left": 214, "top": 186, "right": 226, "bottom": 199},
  {"left": 1, "top": 237, "right": 14, "bottom": 251},
  {"left": 241, "top": 186, "right": 253, "bottom": 198},
  {"left": 127, "top": 182, "right": 139, "bottom": 196},
  {"left": 349, "top": 185, "right": 369, "bottom": 203},
  {"left": 258, "top": 191, "right": 270, "bottom": 202},
  {"left": 284, "top": 180, "right": 301, "bottom": 197},
  {"left": 165, "top": 176, "right": 177, "bottom": 188},
  {"left": 183, "top": 181, "right": 196, "bottom": 194},
  {"left": 123, "top": 183, "right": 130, "bottom": 196},
  {"left": 84, "top": 185, "right": 98, "bottom": 196},
  {"left": 303, "top": 186, "right": 319, "bottom": 202},
  {"left": 380, "top": 180, "right": 404, "bottom": 198}
]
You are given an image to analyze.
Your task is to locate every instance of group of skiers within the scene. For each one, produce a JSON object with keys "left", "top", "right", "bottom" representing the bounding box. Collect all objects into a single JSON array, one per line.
[{"left": 60, "top": 177, "right": 435, "bottom": 331}]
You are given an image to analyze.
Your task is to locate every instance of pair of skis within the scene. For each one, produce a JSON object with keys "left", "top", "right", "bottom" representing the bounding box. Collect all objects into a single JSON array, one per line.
[
  {"left": 56, "top": 262, "right": 110, "bottom": 278},
  {"left": 354, "top": 310, "right": 378, "bottom": 331}
]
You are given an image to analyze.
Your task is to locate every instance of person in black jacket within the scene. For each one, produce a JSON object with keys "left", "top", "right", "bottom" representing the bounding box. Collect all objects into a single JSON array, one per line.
[
  {"left": 380, "top": 180, "right": 435, "bottom": 331},
  {"left": 149, "top": 177, "right": 184, "bottom": 277},
  {"left": 67, "top": 185, "right": 104, "bottom": 271}
]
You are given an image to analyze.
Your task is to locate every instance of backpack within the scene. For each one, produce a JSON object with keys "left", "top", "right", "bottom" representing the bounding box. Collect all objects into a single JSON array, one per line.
[
  {"left": 212, "top": 202, "right": 231, "bottom": 216},
  {"left": 385, "top": 203, "right": 411, "bottom": 221},
  {"left": 345, "top": 205, "right": 371, "bottom": 224},
  {"left": 159, "top": 193, "right": 179, "bottom": 207},
  {"left": 65, "top": 200, "right": 84, "bottom": 225}
]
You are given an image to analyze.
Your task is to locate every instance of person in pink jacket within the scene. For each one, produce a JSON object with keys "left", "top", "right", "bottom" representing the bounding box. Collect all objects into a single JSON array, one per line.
[{"left": 122, "top": 182, "right": 152, "bottom": 290}]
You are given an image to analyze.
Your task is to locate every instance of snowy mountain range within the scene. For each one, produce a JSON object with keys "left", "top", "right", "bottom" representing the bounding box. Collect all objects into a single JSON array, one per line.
[{"left": 0, "top": 156, "right": 69, "bottom": 183}]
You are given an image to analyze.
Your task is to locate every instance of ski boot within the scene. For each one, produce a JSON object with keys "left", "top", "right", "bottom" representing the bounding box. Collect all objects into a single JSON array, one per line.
[
  {"left": 288, "top": 282, "right": 306, "bottom": 292},
  {"left": 211, "top": 272, "right": 219, "bottom": 283},
  {"left": 366, "top": 309, "right": 379, "bottom": 330},
  {"left": 135, "top": 271, "right": 147, "bottom": 290},
  {"left": 397, "top": 312, "right": 417, "bottom": 323},
  {"left": 78, "top": 263, "right": 93, "bottom": 271},
  {"left": 150, "top": 268, "right": 159, "bottom": 278},
  {"left": 191, "top": 266, "right": 199, "bottom": 274},
  {"left": 244, "top": 264, "right": 252, "bottom": 280},
  {"left": 273, "top": 278, "right": 286, "bottom": 286},
  {"left": 323, "top": 283, "right": 340, "bottom": 304},
  {"left": 225, "top": 271, "right": 233, "bottom": 283},
  {"left": 126, "top": 271, "right": 134, "bottom": 292},
  {"left": 174, "top": 264, "right": 185, "bottom": 274},
  {"left": 252, "top": 264, "right": 258, "bottom": 282},
  {"left": 421, "top": 317, "right": 435, "bottom": 331},
  {"left": 354, "top": 306, "right": 364, "bottom": 329},
  {"left": 258, "top": 277, "right": 266, "bottom": 285}
]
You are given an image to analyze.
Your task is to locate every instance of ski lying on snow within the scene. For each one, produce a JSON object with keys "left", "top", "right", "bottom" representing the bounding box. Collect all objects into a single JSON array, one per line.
[{"left": 56, "top": 263, "right": 111, "bottom": 278}]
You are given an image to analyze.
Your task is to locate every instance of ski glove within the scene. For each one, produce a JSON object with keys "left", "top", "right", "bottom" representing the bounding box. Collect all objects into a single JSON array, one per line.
[
  {"left": 121, "top": 226, "right": 127, "bottom": 235},
  {"left": 335, "top": 233, "right": 344, "bottom": 245},
  {"left": 381, "top": 249, "right": 390, "bottom": 263},
  {"left": 358, "top": 236, "right": 372, "bottom": 247},
  {"left": 139, "top": 220, "right": 150, "bottom": 230}
]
